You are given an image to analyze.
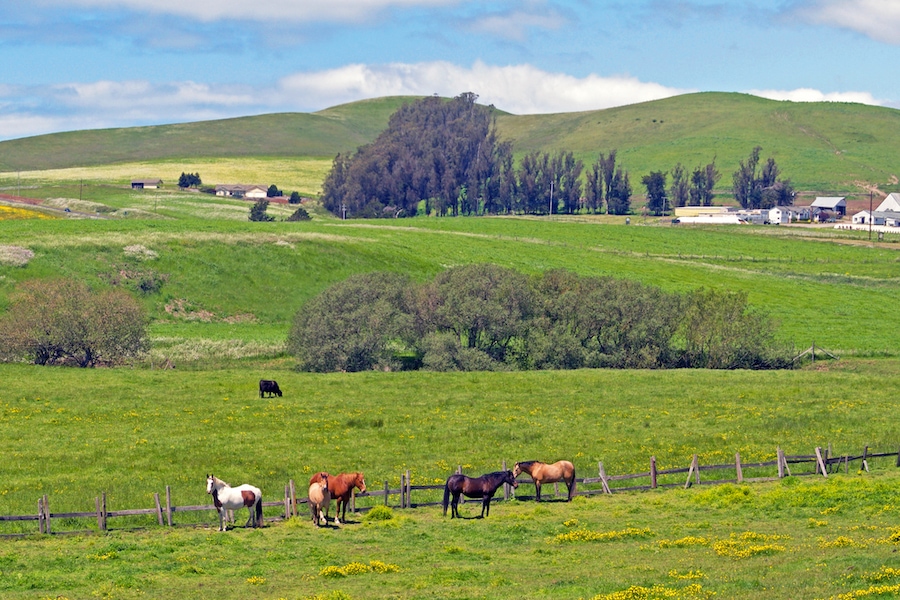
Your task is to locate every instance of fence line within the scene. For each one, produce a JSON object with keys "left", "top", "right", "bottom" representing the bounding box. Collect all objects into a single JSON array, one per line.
[{"left": 3, "top": 445, "right": 895, "bottom": 537}]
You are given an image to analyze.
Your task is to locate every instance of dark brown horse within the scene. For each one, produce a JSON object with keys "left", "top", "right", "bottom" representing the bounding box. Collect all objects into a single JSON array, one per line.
[
  {"left": 442, "top": 471, "right": 518, "bottom": 518},
  {"left": 310, "top": 471, "right": 366, "bottom": 525},
  {"left": 513, "top": 460, "right": 576, "bottom": 501}
]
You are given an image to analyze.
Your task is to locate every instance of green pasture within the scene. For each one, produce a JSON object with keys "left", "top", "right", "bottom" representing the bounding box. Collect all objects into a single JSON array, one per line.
[
  {"left": 2, "top": 362, "right": 900, "bottom": 599},
  {"left": 1, "top": 212, "right": 899, "bottom": 358}
]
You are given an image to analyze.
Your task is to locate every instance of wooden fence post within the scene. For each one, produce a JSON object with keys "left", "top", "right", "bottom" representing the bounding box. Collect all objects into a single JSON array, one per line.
[
  {"left": 650, "top": 456, "right": 658, "bottom": 489},
  {"left": 154, "top": 493, "right": 163, "bottom": 526},
  {"left": 862, "top": 446, "right": 870, "bottom": 472},
  {"left": 289, "top": 479, "right": 297, "bottom": 518},
  {"left": 165, "top": 485, "right": 173, "bottom": 526},
  {"left": 684, "top": 455, "right": 699, "bottom": 489},
  {"left": 815, "top": 447, "right": 828, "bottom": 478},
  {"left": 598, "top": 462, "right": 611, "bottom": 494},
  {"left": 95, "top": 497, "right": 103, "bottom": 531},
  {"left": 406, "top": 469, "right": 411, "bottom": 508},
  {"left": 43, "top": 494, "right": 51, "bottom": 534},
  {"left": 735, "top": 453, "right": 743, "bottom": 484},
  {"left": 400, "top": 472, "right": 406, "bottom": 509},
  {"left": 101, "top": 492, "right": 107, "bottom": 531},
  {"left": 777, "top": 447, "right": 785, "bottom": 478},
  {"left": 896, "top": 446, "right": 900, "bottom": 468},
  {"left": 38, "top": 497, "right": 45, "bottom": 534},
  {"left": 284, "top": 485, "right": 291, "bottom": 519},
  {"left": 383, "top": 480, "right": 389, "bottom": 507}
]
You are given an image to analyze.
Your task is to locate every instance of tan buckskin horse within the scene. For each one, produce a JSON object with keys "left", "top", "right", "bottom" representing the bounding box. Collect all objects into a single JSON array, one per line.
[
  {"left": 307, "top": 472, "right": 330, "bottom": 527},
  {"left": 310, "top": 471, "right": 366, "bottom": 525},
  {"left": 513, "top": 460, "right": 576, "bottom": 501}
]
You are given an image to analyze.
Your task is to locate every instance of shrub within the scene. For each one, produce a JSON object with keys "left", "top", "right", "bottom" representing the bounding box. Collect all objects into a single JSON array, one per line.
[
  {"left": 249, "top": 199, "right": 274, "bottom": 222},
  {"left": 287, "top": 207, "right": 311, "bottom": 221},
  {"left": 0, "top": 278, "right": 148, "bottom": 367}
]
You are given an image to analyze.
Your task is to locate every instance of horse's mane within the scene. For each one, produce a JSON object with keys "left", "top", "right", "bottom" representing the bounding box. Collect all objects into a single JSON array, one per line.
[{"left": 517, "top": 461, "right": 540, "bottom": 469}]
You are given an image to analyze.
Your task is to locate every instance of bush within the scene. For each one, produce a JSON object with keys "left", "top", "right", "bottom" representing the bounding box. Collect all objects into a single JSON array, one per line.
[
  {"left": 287, "top": 207, "right": 311, "bottom": 221},
  {"left": 0, "top": 278, "right": 148, "bottom": 367},
  {"left": 287, "top": 272, "right": 416, "bottom": 372},
  {"left": 249, "top": 199, "right": 274, "bottom": 222}
]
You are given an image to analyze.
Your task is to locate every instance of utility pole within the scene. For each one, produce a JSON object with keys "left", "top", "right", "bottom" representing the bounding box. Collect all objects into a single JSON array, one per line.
[{"left": 869, "top": 190, "right": 873, "bottom": 242}]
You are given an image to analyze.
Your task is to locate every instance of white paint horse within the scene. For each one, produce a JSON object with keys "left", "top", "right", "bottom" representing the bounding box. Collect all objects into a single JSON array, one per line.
[
  {"left": 206, "top": 474, "right": 263, "bottom": 531},
  {"left": 308, "top": 472, "right": 331, "bottom": 527}
]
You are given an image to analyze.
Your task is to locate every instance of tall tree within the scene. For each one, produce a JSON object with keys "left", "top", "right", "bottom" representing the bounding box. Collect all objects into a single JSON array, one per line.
[
  {"left": 669, "top": 163, "right": 689, "bottom": 208},
  {"left": 599, "top": 150, "right": 617, "bottom": 213},
  {"left": 585, "top": 156, "right": 604, "bottom": 213},
  {"left": 732, "top": 147, "right": 790, "bottom": 209},
  {"left": 641, "top": 171, "right": 669, "bottom": 216},
  {"left": 607, "top": 167, "right": 632, "bottom": 215}
]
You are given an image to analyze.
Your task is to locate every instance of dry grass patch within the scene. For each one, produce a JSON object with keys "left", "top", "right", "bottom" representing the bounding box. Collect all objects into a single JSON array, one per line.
[{"left": 0, "top": 245, "right": 35, "bottom": 266}]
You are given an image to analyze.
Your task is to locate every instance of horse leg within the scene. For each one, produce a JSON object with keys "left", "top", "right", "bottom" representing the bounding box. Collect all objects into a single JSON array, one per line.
[
  {"left": 218, "top": 507, "right": 226, "bottom": 531},
  {"left": 334, "top": 498, "right": 342, "bottom": 526},
  {"left": 535, "top": 482, "right": 541, "bottom": 502},
  {"left": 482, "top": 497, "right": 490, "bottom": 518},
  {"left": 451, "top": 493, "right": 460, "bottom": 518}
]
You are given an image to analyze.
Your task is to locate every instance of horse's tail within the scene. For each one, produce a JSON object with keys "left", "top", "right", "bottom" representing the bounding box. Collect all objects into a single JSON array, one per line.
[
  {"left": 568, "top": 466, "right": 576, "bottom": 500},
  {"left": 442, "top": 482, "right": 450, "bottom": 516},
  {"left": 255, "top": 493, "right": 263, "bottom": 526}
]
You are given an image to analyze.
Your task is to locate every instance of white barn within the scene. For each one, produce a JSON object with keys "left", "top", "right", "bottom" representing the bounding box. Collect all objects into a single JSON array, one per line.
[{"left": 876, "top": 193, "right": 900, "bottom": 213}]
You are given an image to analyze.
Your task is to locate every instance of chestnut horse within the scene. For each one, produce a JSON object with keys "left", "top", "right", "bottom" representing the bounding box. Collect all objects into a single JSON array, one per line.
[
  {"left": 513, "top": 460, "right": 576, "bottom": 501},
  {"left": 307, "top": 472, "right": 330, "bottom": 527},
  {"left": 206, "top": 474, "right": 262, "bottom": 531},
  {"left": 442, "top": 471, "right": 518, "bottom": 519},
  {"left": 310, "top": 471, "right": 366, "bottom": 525}
]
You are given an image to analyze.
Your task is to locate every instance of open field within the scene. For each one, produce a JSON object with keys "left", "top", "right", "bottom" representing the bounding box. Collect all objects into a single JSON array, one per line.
[{"left": 2, "top": 361, "right": 900, "bottom": 599}]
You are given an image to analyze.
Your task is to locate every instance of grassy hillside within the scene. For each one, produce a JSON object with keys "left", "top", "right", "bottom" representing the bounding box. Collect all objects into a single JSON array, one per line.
[
  {"left": 3, "top": 93, "right": 900, "bottom": 196},
  {"left": 0, "top": 97, "right": 414, "bottom": 172}
]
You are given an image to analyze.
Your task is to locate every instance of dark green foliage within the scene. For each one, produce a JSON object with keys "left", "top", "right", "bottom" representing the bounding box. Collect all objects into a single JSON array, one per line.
[
  {"left": 177, "top": 172, "right": 201, "bottom": 188},
  {"left": 289, "top": 266, "right": 788, "bottom": 372},
  {"left": 266, "top": 184, "right": 282, "bottom": 197},
  {"left": 321, "top": 92, "right": 503, "bottom": 218},
  {"left": 641, "top": 171, "right": 669, "bottom": 216},
  {"left": 289, "top": 191, "right": 301, "bottom": 204},
  {"left": 287, "top": 272, "right": 416, "bottom": 372},
  {"left": 286, "top": 206, "right": 311, "bottom": 221},
  {"left": 669, "top": 163, "right": 689, "bottom": 208},
  {"left": 606, "top": 167, "right": 632, "bottom": 215},
  {"left": 0, "top": 278, "right": 148, "bottom": 367},
  {"left": 248, "top": 199, "right": 274, "bottom": 221},
  {"left": 732, "top": 147, "right": 793, "bottom": 209}
]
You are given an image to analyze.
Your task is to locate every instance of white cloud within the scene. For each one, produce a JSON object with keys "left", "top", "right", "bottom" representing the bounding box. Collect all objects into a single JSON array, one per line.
[
  {"left": 279, "top": 61, "right": 690, "bottom": 114},
  {"left": 793, "top": 0, "right": 900, "bottom": 44},
  {"left": 34, "top": 0, "right": 459, "bottom": 22},
  {"left": 467, "top": 9, "right": 566, "bottom": 42},
  {"left": 746, "top": 87, "right": 881, "bottom": 106}
]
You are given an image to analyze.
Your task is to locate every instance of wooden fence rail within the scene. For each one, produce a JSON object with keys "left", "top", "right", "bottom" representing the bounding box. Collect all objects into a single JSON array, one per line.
[{"left": 2, "top": 445, "right": 894, "bottom": 537}]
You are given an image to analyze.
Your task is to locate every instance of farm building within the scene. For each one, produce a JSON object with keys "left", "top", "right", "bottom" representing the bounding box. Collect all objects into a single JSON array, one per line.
[
  {"left": 875, "top": 193, "right": 900, "bottom": 213},
  {"left": 768, "top": 205, "right": 811, "bottom": 224},
  {"left": 131, "top": 179, "right": 162, "bottom": 189},
  {"left": 214, "top": 184, "right": 267, "bottom": 199},
  {"left": 811, "top": 197, "right": 846, "bottom": 218},
  {"left": 851, "top": 210, "right": 900, "bottom": 227}
]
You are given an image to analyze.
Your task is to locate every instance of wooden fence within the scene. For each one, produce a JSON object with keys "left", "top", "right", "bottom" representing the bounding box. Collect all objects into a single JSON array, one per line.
[{"left": 3, "top": 445, "right": 895, "bottom": 537}]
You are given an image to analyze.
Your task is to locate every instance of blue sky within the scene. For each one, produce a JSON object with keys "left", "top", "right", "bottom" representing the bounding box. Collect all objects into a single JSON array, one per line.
[{"left": 1, "top": 0, "right": 898, "bottom": 141}]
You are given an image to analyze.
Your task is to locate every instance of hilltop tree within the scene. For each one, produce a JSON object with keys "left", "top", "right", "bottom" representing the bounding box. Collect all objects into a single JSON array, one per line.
[
  {"left": 320, "top": 92, "right": 502, "bottom": 218},
  {"left": 178, "top": 172, "right": 201, "bottom": 188}
]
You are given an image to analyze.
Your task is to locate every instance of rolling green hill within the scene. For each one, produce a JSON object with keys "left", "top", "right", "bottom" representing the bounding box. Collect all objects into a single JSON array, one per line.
[{"left": 2, "top": 92, "right": 900, "bottom": 196}]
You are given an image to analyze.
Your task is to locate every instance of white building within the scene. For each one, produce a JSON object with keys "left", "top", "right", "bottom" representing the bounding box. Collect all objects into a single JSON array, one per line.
[{"left": 215, "top": 184, "right": 268, "bottom": 199}]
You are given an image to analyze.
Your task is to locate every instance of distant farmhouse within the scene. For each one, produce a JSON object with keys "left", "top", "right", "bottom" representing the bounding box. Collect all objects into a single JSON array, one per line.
[
  {"left": 131, "top": 179, "right": 162, "bottom": 189},
  {"left": 214, "top": 184, "right": 267, "bottom": 199},
  {"left": 811, "top": 197, "right": 846, "bottom": 220}
]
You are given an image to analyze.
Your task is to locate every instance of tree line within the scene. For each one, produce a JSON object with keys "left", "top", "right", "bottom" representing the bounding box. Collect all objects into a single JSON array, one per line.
[
  {"left": 288, "top": 265, "right": 790, "bottom": 373},
  {"left": 320, "top": 93, "right": 795, "bottom": 219}
]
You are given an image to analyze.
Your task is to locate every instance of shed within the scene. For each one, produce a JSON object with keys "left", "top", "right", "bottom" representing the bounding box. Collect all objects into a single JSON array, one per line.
[
  {"left": 811, "top": 197, "right": 846, "bottom": 216},
  {"left": 131, "top": 179, "right": 162, "bottom": 189},
  {"left": 876, "top": 193, "right": 900, "bottom": 213}
]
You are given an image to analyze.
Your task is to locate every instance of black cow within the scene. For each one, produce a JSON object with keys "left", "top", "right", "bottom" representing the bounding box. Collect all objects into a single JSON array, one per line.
[{"left": 259, "top": 379, "right": 282, "bottom": 398}]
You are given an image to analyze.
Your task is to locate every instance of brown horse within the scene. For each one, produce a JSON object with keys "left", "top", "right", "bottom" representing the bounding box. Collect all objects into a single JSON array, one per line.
[
  {"left": 310, "top": 471, "right": 366, "bottom": 525},
  {"left": 442, "top": 471, "right": 518, "bottom": 518},
  {"left": 513, "top": 460, "right": 576, "bottom": 501}
]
